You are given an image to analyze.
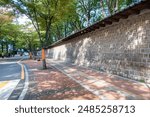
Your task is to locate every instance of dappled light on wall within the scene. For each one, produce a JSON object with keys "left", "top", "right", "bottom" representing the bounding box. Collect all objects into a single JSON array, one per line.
[
  {"left": 126, "top": 25, "right": 146, "bottom": 50},
  {"left": 75, "top": 37, "right": 92, "bottom": 66},
  {"left": 53, "top": 45, "right": 67, "bottom": 61}
]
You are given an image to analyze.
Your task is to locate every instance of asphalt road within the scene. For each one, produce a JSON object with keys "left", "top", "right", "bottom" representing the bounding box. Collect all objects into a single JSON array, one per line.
[
  {"left": 0, "top": 55, "right": 29, "bottom": 100},
  {"left": 0, "top": 62, "right": 21, "bottom": 81},
  {"left": 0, "top": 55, "right": 28, "bottom": 81}
]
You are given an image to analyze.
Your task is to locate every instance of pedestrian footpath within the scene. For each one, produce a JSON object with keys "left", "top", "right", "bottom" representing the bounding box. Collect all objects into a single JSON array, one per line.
[
  {"left": 47, "top": 59, "right": 150, "bottom": 100},
  {"left": 22, "top": 60, "right": 99, "bottom": 100},
  {"left": 23, "top": 59, "right": 150, "bottom": 100}
]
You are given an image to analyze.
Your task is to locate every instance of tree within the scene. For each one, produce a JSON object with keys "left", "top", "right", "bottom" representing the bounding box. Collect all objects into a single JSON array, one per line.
[
  {"left": 50, "top": 0, "right": 100, "bottom": 41},
  {"left": 99, "top": 0, "right": 138, "bottom": 17},
  {"left": 3, "top": 0, "right": 75, "bottom": 69},
  {"left": 0, "top": 6, "right": 15, "bottom": 56},
  {"left": 17, "top": 24, "right": 40, "bottom": 59},
  {"left": 0, "top": 7, "right": 13, "bottom": 35},
  {"left": 50, "top": 1, "right": 83, "bottom": 41},
  {"left": 0, "top": 23, "right": 21, "bottom": 55},
  {"left": 76, "top": 0, "right": 100, "bottom": 27}
]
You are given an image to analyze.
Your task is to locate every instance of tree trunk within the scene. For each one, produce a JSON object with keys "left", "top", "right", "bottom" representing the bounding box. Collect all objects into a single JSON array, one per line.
[
  {"left": 29, "top": 52, "right": 32, "bottom": 59},
  {"left": 42, "top": 48, "right": 47, "bottom": 69},
  {"left": 42, "top": 59, "right": 47, "bottom": 69},
  {"left": 29, "top": 43, "right": 33, "bottom": 59},
  {"left": 6, "top": 43, "right": 8, "bottom": 54},
  {"left": 1, "top": 43, "right": 4, "bottom": 52},
  {"left": 87, "top": 11, "right": 91, "bottom": 26}
]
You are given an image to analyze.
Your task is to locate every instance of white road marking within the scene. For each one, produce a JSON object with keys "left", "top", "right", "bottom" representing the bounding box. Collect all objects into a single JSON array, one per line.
[
  {"left": 0, "top": 62, "right": 16, "bottom": 64},
  {"left": 0, "top": 80, "right": 20, "bottom": 100},
  {"left": 17, "top": 57, "right": 29, "bottom": 100},
  {"left": 17, "top": 58, "right": 24, "bottom": 63}
]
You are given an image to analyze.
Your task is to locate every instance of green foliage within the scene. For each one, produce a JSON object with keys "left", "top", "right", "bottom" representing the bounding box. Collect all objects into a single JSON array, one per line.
[
  {"left": 17, "top": 24, "right": 40, "bottom": 52},
  {"left": 0, "top": 5, "right": 40, "bottom": 54},
  {"left": 76, "top": 0, "right": 100, "bottom": 26},
  {"left": 1, "top": 0, "right": 141, "bottom": 47},
  {"left": 3, "top": 0, "right": 76, "bottom": 47},
  {"left": 100, "top": 0, "right": 139, "bottom": 16}
]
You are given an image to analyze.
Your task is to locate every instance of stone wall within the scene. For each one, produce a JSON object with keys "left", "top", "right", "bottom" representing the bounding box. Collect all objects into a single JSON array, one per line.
[{"left": 46, "top": 10, "right": 150, "bottom": 83}]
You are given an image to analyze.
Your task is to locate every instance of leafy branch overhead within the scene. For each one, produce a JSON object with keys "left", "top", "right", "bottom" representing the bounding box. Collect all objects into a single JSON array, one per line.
[
  {"left": 2, "top": 0, "right": 75, "bottom": 46},
  {"left": 0, "top": 0, "right": 140, "bottom": 49}
]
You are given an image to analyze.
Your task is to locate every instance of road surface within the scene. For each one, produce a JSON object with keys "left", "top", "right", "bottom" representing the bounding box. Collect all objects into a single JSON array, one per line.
[
  {"left": 0, "top": 55, "right": 29, "bottom": 100},
  {"left": 0, "top": 62, "right": 21, "bottom": 81}
]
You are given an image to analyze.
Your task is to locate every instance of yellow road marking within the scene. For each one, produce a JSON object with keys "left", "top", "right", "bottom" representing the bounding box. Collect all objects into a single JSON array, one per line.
[
  {"left": 21, "top": 64, "right": 25, "bottom": 80},
  {"left": 0, "top": 81, "right": 9, "bottom": 88}
]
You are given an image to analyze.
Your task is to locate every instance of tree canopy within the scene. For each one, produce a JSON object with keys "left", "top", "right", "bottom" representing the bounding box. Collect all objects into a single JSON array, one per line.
[{"left": 1, "top": 0, "right": 141, "bottom": 47}]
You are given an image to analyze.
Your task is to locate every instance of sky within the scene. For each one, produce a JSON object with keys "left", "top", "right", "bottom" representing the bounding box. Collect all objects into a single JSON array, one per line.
[{"left": 14, "top": 14, "right": 30, "bottom": 25}]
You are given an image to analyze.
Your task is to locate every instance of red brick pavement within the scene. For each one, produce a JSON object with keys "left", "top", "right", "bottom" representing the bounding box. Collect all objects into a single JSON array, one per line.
[
  {"left": 22, "top": 59, "right": 150, "bottom": 100},
  {"left": 22, "top": 60, "right": 99, "bottom": 100},
  {"left": 70, "top": 65, "right": 150, "bottom": 99},
  {"left": 46, "top": 59, "right": 150, "bottom": 100}
]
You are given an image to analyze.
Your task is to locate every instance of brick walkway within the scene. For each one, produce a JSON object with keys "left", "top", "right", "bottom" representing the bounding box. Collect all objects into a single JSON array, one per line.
[
  {"left": 22, "top": 60, "right": 99, "bottom": 100},
  {"left": 23, "top": 59, "right": 150, "bottom": 100}
]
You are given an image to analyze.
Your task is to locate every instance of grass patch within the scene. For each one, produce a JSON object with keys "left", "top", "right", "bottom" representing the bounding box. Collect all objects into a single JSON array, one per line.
[{"left": 139, "top": 79, "right": 145, "bottom": 83}]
